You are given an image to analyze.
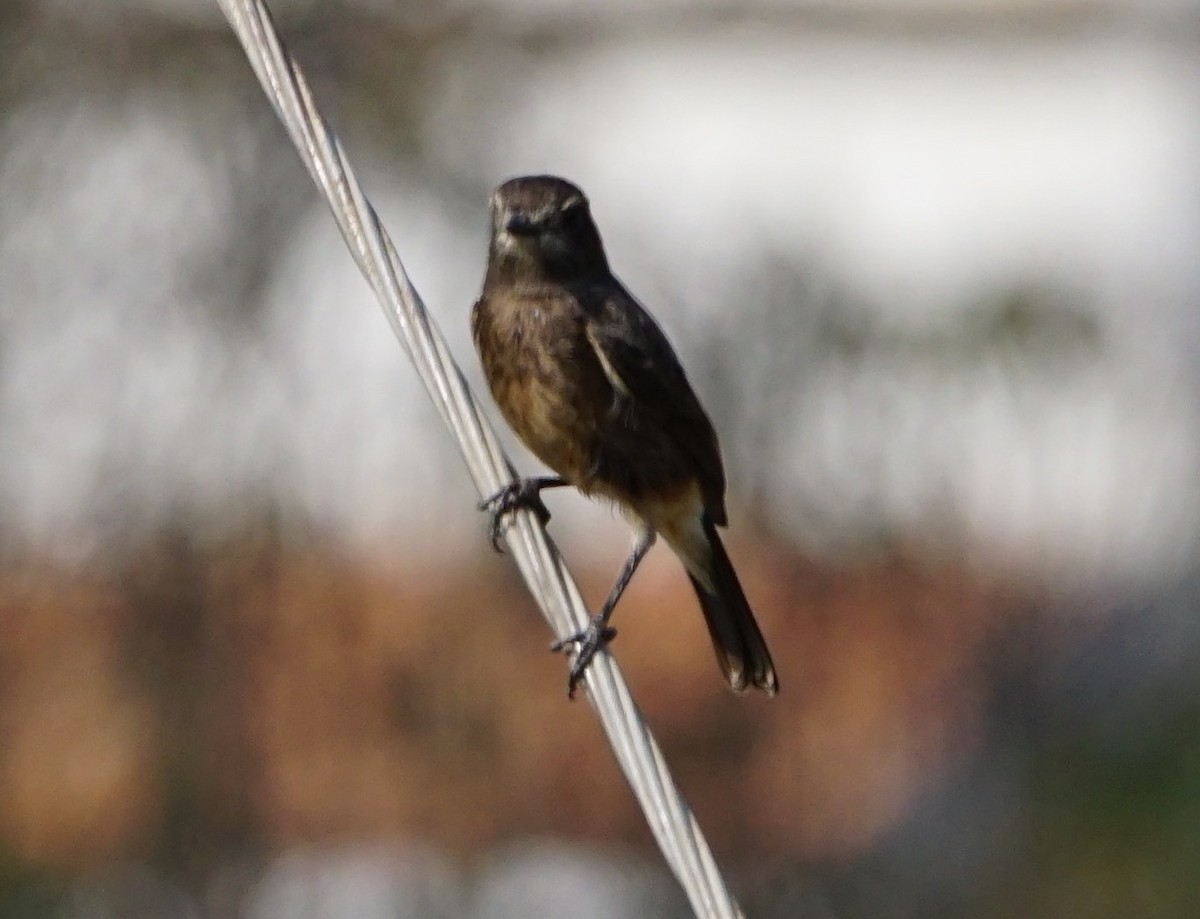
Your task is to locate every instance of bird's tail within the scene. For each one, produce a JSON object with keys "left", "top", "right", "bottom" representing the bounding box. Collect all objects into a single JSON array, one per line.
[{"left": 683, "top": 516, "right": 778, "bottom": 695}]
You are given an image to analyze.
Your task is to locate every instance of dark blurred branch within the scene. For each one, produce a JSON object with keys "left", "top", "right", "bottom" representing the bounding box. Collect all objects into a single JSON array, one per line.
[{"left": 454, "top": 1, "right": 1200, "bottom": 49}]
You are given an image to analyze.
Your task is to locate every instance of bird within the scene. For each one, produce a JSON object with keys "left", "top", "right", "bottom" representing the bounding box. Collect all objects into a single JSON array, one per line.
[{"left": 471, "top": 174, "right": 777, "bottom": 699}]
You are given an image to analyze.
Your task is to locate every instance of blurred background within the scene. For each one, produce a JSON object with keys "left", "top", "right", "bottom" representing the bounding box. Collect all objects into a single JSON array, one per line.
[{"left": 1, "top": 0, "right": 1199, "bottom": 916}]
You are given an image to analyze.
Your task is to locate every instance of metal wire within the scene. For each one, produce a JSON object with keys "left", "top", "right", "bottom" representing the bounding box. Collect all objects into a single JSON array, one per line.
[{"left": 216, "top": 2, "right": 747, "bottom": 916}]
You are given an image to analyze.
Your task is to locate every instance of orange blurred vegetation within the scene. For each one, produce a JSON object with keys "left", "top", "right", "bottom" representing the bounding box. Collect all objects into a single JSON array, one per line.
[{"left": 0, "top": 526, "right": 1019, "bottom": 873}]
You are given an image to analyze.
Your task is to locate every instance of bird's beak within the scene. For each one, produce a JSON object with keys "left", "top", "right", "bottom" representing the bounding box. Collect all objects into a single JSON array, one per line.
[{"left": 504, "top": 213, "right": 539, "bottom": 236}]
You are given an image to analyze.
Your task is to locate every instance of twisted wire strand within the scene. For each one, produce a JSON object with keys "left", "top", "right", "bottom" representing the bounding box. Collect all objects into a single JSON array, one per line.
[{"left": 216, "top": 2, "right": 747, "bottom": 915}]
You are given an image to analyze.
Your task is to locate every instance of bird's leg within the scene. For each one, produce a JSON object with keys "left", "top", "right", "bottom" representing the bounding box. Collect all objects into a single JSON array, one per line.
[
  {"left": 479, "top": 475, "right": 568, "bottom": 551},
  {"left": 552, "top": 526, "right": 657, "bottom": 698}
]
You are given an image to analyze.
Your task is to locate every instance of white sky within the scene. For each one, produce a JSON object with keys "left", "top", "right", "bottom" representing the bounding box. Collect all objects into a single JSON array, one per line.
[{"left": 1, "top": 10, "right": 1197, "bottom": 584}]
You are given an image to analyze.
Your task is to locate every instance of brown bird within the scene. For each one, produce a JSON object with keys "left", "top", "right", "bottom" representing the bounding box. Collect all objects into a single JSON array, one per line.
[{"left": 472, "top": 175, "right": 777, "bottom": 698}]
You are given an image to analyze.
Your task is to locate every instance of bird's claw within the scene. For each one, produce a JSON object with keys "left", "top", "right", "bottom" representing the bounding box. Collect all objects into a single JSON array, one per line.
[
  {"left": 551, "top": 616, "right": 617, "bottom": 699},
  {"left": 479, "top": 480, "right": 552, "bottom": 552}
]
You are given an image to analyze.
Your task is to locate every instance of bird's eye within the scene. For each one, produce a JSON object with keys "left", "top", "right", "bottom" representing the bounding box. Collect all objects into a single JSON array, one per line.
[{"left": 559, "top": 200, "right": 587, "bottom": 230}]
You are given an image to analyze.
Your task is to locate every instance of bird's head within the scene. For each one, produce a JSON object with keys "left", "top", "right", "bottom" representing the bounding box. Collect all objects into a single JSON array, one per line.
[{"left": 488, "top": 175, "right": 610, "bottom": 281}]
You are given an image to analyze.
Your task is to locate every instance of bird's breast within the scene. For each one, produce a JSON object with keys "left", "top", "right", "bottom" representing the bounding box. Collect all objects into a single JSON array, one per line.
[{"left": 474, "top": 294, "right": 607, "bottom": 484}]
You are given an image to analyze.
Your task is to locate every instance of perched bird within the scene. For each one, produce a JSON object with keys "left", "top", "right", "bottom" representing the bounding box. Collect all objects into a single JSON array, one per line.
[{"left": 472, "top": 175, "right": 777, "bottom": 698}]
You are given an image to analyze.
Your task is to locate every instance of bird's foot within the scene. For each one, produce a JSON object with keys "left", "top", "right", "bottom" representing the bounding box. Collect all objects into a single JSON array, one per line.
[
  {"left": 551, "top": 616, "right": 617, "bottom": 699},
  {"left": 479, "top": 479, "right": 552, "bottom": 551}
]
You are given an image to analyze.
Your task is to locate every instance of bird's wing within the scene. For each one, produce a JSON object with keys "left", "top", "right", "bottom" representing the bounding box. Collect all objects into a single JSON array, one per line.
[{"left": 583, "top": 286, "right": 728, "bottom": 523}]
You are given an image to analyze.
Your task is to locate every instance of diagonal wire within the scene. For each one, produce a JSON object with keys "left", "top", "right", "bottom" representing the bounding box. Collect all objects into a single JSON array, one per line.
[{"left": 216, "top": 2, "right": 746, "bottom": 916}]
